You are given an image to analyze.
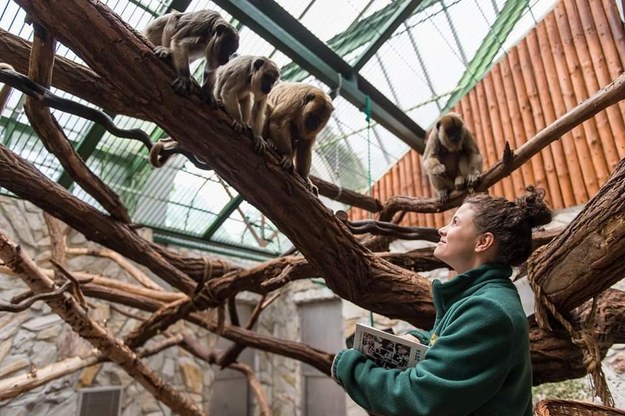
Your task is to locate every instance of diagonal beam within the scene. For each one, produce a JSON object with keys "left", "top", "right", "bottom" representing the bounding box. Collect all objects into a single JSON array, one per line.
[
  {"left": 352, "top": 0, "right": 425, "bottom": 72},
  {"left": 202, "top": 194, "right": 243, "bottom": 239},
  {"left": 213, "top": 0, "right": 427, "bottom": 152}
]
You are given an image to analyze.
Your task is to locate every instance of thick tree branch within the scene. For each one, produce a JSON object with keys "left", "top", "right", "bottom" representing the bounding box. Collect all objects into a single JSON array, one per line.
[
  {"left": 529, "top": 157, "right": 625, "bottom": 312},
  {"left": 23, "top": 25, "right": 132, "bottom": 223},
  {"left": 0, "top": 144, "right": 197, "bottom": 295},
  {"left": 0, "top": 28, "right": 147, "bottom": 119}
]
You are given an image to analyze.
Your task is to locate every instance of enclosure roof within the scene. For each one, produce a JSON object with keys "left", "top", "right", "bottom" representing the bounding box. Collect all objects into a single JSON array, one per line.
[{"left": 0, "top": 0, "right": 556, "bottom": 261}]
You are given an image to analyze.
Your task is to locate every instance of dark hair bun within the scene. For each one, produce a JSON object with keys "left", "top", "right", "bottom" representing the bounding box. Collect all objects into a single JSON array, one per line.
[{"left": 515, "top": 186, "right": 552, "bottom": 228}]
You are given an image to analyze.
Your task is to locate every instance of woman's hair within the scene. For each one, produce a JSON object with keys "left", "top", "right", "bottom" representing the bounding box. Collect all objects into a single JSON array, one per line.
[{"left": 464, "top": 186, "right": 552, "bottom": 266}]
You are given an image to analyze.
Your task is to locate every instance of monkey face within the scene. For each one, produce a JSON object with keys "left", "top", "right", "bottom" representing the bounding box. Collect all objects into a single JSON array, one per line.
[
  {"left": 437, "top": 113, "right": 466, "bottom": 151},
  {"left": 305, "top": 114, "right": 322, "bottom": 131},
  {"left": 302, "top": 94, "right": 333, "bottom": 133},
  {"left": 261, "top": 71, "right": 279, "bottom": 94}
]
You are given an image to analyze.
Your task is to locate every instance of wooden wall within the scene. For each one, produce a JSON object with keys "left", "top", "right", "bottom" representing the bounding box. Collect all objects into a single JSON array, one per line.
[{"left": 350, "top": 0, "right": 625, "bottom": 228}]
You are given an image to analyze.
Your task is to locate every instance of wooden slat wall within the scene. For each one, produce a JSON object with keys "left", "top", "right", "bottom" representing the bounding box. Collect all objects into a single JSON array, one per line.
[{"left": 350, "top": 0, "right": 625, "bottom": 228}]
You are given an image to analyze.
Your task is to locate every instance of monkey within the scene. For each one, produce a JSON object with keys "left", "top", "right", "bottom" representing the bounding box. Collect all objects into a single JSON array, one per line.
[
  {"left": 422, "top": 112, "right": 483, "bottom": 202},
  {"left": 213, "top": 55, "right": 280, "bottom": 153},
  {"left": 0, "top": 63, "right": 15, "bottom": 113},
  {"left": 143, "top": 9, "right": 239, "bottom": 100},
  {"left": 263, "top": 82, "right": 334, "bottom": 195}
]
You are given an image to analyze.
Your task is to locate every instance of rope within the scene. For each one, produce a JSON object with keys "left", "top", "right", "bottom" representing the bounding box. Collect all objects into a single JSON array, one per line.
[
  {"left": 527, "top": 249, "right": 614, "bottom": 406},
  {"left": 334, "top": 73, "right": 343, "bottom": 199},
  {"left": 365, "top": 95, "right": 372, "bottom": 219},
  {"left": 192, "top": 256, "right": 218, "bottom": 308}
]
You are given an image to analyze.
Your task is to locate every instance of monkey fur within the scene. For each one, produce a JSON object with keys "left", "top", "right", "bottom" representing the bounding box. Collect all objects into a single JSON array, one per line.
[
  {"left": 213, "top": 55, "right": 280, "bottom": 153},
  {"left": 422, "top": 112, "right": 483, "bottom": 202},
  {"left": 143, "top": 9, "right": 239, "bottom": 100},
  {"left": 263, "top": 82, "right": 334, "bottom": 195}
]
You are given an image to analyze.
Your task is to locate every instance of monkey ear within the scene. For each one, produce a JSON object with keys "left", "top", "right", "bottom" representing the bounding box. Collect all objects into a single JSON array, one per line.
[
  {"left": 436, "top": 120, "right": 442, "bottom": 130},
  {"left": 304, "top": 93, "right": 316, "bottom": 105},
  {"left": 253, "top": 59, "right": 265, "bottom": 71}
]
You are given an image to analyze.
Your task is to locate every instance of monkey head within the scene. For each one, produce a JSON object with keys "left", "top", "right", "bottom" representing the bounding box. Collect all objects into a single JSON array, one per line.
[
  {"left": 301, "top": 91, "right": 334, "bottom": 134},
  {"left": 214, "top": 23, "right": 240, "bottom": 65},
  {"left": 251, "top": 58, "right": 280, "bottom": 95},
  {"left": 436, "top": 112, "right": 467, "bottom": 152}
]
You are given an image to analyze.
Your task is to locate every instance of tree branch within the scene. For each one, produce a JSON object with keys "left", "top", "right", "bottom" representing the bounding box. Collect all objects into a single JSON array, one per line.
[{"left": 0, "top": 230, "right": 205, "bottom": 415}]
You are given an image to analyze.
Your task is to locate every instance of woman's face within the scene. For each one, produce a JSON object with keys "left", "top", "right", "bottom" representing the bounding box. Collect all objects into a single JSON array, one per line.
[{"left": 434, "top": 203, "right": 482, "bottom": 273}]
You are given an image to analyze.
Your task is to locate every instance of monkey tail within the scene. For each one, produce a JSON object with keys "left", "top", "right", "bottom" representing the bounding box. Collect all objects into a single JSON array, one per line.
[{"left": 0, "top": 63, "right": 16, "bottom": 113}]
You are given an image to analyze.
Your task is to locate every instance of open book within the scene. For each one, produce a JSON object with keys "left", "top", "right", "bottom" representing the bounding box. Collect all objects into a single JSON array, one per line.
[{"left": 352, "top": 323, "right": 430, "bottom": 370}]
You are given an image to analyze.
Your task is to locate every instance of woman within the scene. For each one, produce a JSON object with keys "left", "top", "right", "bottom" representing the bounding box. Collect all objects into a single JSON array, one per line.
[{"left": 332, "top": 187, "right": 552, "bottom": 416}]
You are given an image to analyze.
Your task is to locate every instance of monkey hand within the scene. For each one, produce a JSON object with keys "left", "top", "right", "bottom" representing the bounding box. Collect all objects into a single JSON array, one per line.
[
  {"left": 231, "top": 120, "right": 247, "bottom": 133},
  {"left": 279, "top": 156, "right": 294, "bottom": 171},
  {"left": 265, "top": 139, "right": 277, "bottom": 151},
  {"left": 431, "top": 163, "right": 446, "bottom": 176},
  {"left": 172, "top": 76, "right": 201, "bottom": 96},
  {"left": 307, "top": 179, "right": 319, "bottom": 197},
  {"left": 153, "top": 46, "right": 171, "bottom": 60},
  {"left": 454, "top": 176, "right": 466, "bottom": 190},
  {"left": 252, "top": 135, "right": 268, "bottom": 154},
  {"left": 466, "top": 172, "right": 480, "bottom": 189},
  {"left": 437, "top": 189, "right": 451, "bottom": 203}
]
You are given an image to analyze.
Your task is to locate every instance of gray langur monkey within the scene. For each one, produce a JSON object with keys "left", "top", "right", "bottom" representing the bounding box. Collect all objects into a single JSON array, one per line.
[
  {"left": 143, "top": 9, "right": 239, "bottom": 101},
  {"left": 213, "top": 55, "right": 280, "bottom": 153},
  {"left": 422, "top": 112, "right": 483, "bottom": 202},
  {"left": 263, "top": 82, "right": 334, "bottom": 195}
]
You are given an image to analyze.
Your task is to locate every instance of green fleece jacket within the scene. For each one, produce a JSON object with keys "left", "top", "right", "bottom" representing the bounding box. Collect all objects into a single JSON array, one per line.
[{"left": 332, "top": 263, "right": 533, "bottom": 416}]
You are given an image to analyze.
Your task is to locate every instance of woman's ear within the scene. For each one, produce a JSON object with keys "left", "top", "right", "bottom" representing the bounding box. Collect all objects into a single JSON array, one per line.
[{"left": 475, "top": 232, "right": 495, "bottom": 253}]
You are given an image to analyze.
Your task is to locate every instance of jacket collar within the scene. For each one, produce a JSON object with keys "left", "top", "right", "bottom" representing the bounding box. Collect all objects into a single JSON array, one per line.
[{"left": 432, "top": 263, "right": 513, "bottom": 316}]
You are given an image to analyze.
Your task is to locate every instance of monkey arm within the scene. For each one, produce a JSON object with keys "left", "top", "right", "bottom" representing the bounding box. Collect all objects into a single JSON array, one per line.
[
  {"left": 459, "top": 135, "right": 483, "bottom": 175},
  {"left": 240, "top": 95, "right": 252, "bottom": 127},
  {"left": 294, "top": 139, "right": 314, "bottom": 182},
  {"left": 250, "top": 97, "right": 267, "bottom": 139},
  {"left": 423, "top": 137, "right": 447, "bottom": 176},
  {"left": 267, "top": 118, "right": 294, "bottom": 170},
  {"left": 218, "top": 81, "right": 246, "bottom": 131}
]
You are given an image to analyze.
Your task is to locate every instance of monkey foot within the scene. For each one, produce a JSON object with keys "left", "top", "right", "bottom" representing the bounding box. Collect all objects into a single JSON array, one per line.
[
  {"left": 153, "top": 46, "right": 171, "bottom": 60},
  {"left": 252, "top": 136, "right": 268, "bottom": 154},
  {"left": 438, "top": 191, "right": 451, "bottom": 204},
  {"left": 280, "top": 157, "right": 294, "bottom": 171},
  {"left": 455, "top": 178, "right": 466, "bottom": 190},
  {"left": 266, "top": 139, "right": 277, "bottom": 151},
  {"left": 309, "top": 182, "right": 319, "bottom": 197},
  {"left": 466, "top": 174, "right": 480, "bottom": 189},
  {"left": 172, "top": 76, "right": 200, "bottom": 96},
  {"left": 231, "top": 121, "right": 247, "bottom": 133}
]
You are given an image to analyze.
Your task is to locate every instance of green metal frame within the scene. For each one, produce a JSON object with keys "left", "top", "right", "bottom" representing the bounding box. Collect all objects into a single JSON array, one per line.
[{"left": 352, "top": 0, "right": 426, "bottom": 72}]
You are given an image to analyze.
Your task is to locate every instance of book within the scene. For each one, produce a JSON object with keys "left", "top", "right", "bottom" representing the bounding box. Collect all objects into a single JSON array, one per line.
[{"left": 352, "top": 323, "right": 430, "bottom": 370}]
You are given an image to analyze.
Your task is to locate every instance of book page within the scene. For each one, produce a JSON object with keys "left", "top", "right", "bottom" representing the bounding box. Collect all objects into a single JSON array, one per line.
[{"left": 352, "top": 323, "right": 429, "bottom": 370}]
